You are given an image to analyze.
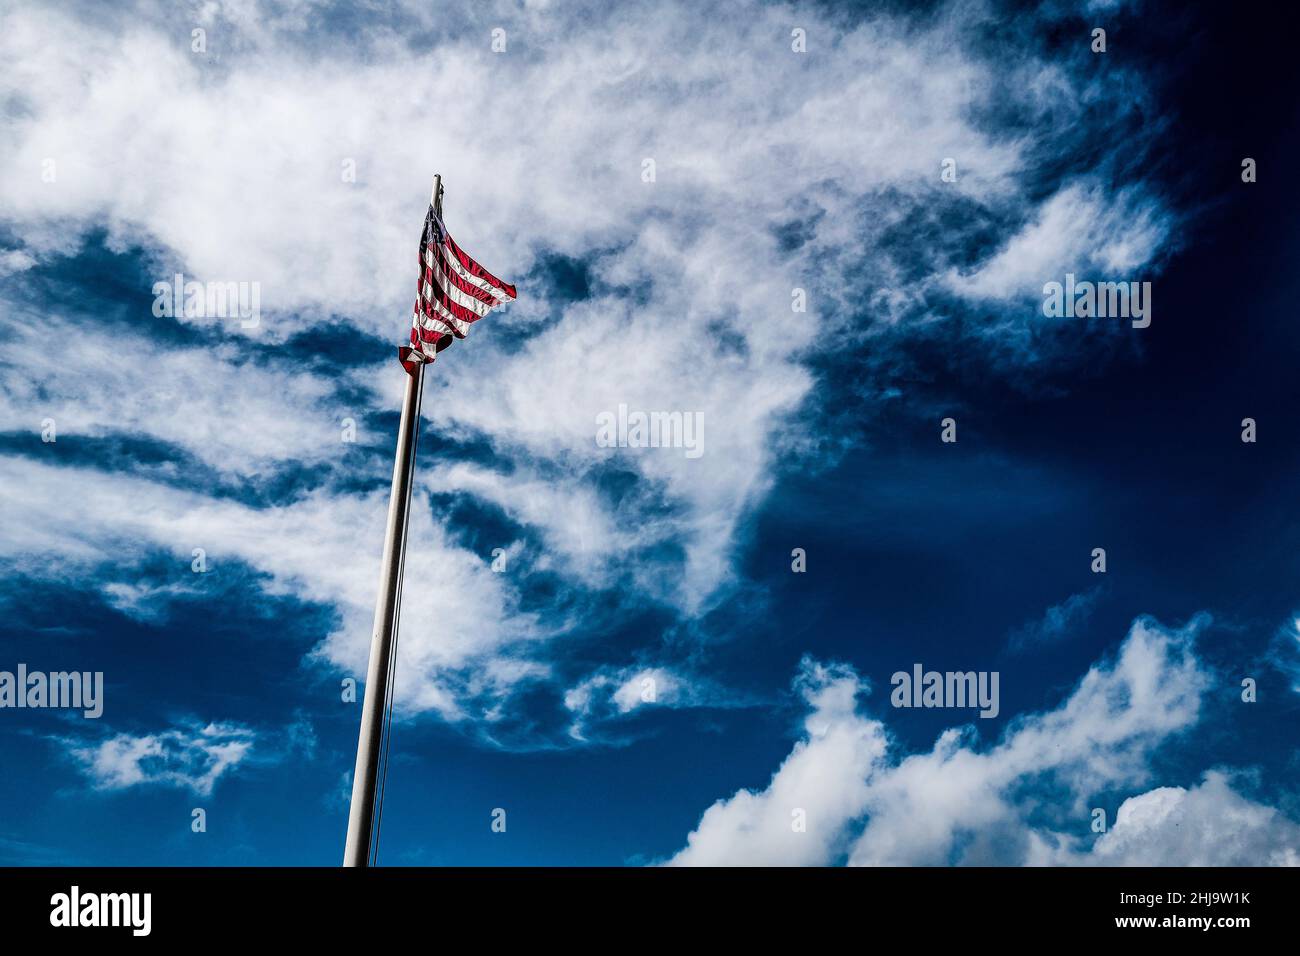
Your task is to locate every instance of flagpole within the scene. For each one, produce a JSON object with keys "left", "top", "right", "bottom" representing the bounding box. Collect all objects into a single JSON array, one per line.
[{"left": 343, "top": 175, "right": 441, "bottom": 867}]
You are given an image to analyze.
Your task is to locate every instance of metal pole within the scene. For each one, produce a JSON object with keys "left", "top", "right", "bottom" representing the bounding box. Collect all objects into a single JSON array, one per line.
[{"left": 343, "top": 175, "right": 440, "bottom": 867}]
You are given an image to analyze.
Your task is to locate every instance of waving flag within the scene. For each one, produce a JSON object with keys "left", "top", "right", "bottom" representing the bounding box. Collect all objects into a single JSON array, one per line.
[{"left": 400, "top": 204, "right": 517, "bottom": 373}]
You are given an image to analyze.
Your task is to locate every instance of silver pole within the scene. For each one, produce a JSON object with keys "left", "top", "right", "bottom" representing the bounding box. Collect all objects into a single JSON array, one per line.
[{"left": 343, "top": 175, "right": 440, "bottom": 867}]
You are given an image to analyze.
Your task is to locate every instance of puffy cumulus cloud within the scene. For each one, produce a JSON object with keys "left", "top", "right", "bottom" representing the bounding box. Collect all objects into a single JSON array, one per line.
[
  {"left": 847, "top": 617, "right": 1208, "bottom": 865},
  {"left": 670, "top": 617, "right": 1300, "bottom": 866},
  {"left": 63, "top": 720, "right": 257, "bottom": 795},
  {"left": 667, "top": 658, "right": 887, "bottom": 866},
  {"left": 1055, "top": 773, "right": 1300, "bottom": 867},
  {"left": 0, "top": 0, "right": 1177, "bottom": 725},
  {"left": 0, "top": 455, "right": 536, "bottom": 722}
]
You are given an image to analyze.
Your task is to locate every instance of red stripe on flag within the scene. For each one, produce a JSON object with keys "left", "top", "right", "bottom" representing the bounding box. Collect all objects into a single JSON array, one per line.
[
  {"left": 420, "top": 271, "right": 483, "bottom": 326},
  {"left": 443, "top": 228, "right": 517, "bottom": 299},
  {"left": 430, "top": 243, "right": 500, "bottom": 306}
]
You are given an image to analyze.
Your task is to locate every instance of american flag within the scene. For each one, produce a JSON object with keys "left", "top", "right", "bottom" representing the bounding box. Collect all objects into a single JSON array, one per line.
[{"left": 400, "top": 203, "right": 516, "bottom": 373}]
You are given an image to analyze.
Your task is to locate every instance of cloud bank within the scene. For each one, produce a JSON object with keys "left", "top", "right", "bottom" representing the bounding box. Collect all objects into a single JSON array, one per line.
[{"left": 670, "top": 616, "right": 1300, "bottom": 866}]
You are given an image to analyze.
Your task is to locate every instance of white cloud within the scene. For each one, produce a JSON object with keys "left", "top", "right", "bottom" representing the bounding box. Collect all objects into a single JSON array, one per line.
[
  {"left": 0, "top": 0, "right": 1172, "bottom": 597},
  {"left": 1060, "top": 772, "right": 1300, "bottom": 867},
  {"left": 0, "top": 250, "right": 36, "bottom": 276},
  {"left": 0, "top": 454, "right": 536, "bottom": 722},
  {"left": 564, "top": 666, "right": 687, "bottom": 717},
  {"left": 847, "top": 617, "right": 1207, "bottom": 865},
  {"left": 667, "top": 658, "right": 887, "bottom": 866},
  {"left": 568, "top": 667, "right": 676, "bottom": 716},
  {"left": 0, "top": 0, "right": 1178, "bottom": 723},
  {"left": 610, "top": 668, "right": 677, "bottom": 714},
  {"left": 101, "top": 580, "right": 206, "bottom": 623},
  {"left": 670, "top": 617, "right": 1300, "bottom": 866},
  {"left": 945, "top": 182, "right": 1170, "bottom": 302},
  {"left": 561, "top": 664, "right": 750, "bottom": 741},
  {"left": 0, "top": 309, "right": 346, "bottom": 477},
  {"left": 425, "top": 460, "right": 652, "bottom": 592},
  {"left": 64, "top": 720, "right": 256, "bottom": 795}
]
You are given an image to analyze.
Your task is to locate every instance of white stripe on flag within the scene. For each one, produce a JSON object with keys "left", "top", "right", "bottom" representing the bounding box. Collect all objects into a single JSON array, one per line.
[
  {"left": 422, "top": 249, "right": 496, "bottom": 317},
  {"left": 417, "top": 285, "right": 473, "bottom": 335}
]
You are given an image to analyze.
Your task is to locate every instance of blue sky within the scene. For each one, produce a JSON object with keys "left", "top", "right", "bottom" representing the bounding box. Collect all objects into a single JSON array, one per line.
[{"left": 1, "top": 0, "right": 1298, "bottom": 866}]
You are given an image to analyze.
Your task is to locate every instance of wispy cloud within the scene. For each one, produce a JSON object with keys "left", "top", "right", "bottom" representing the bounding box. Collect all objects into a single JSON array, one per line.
[
  {"left": 0, "top": 0, "right": 1178, "bottom": 733},
  {"left": 0, "top": 455, "right": 539, "bottom": 724},
  {"left": 1265, "top": 613, "right": 1300, "bottom": 694},
  {"left": 1007, "top": 585, "right": 1106, "bottom": 653},
  {"left": 62, "top": 720, "right": 257, "bottom": 796},
  {"left": 562, "top": 664, "right": 753, "bottom": 741}
]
